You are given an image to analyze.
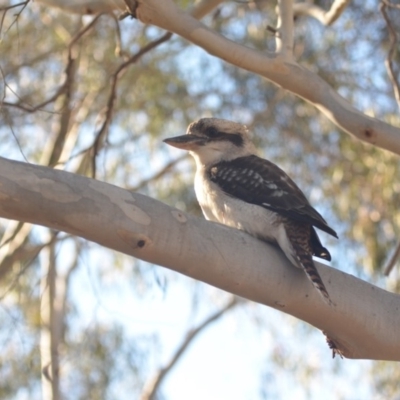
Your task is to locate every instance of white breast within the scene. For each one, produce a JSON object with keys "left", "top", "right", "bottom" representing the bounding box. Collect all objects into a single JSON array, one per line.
[{"left": 194, "top": 168, "right": 280, "bottom": 243}]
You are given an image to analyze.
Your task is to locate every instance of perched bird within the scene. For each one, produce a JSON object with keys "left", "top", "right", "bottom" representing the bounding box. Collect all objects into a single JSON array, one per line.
[{"left": 164, "top": 118, "right": 338, "bottom": 305}]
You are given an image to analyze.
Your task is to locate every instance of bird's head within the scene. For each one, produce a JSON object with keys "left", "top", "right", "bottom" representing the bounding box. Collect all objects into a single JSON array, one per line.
[{"left": 163, "top": 118, "right": 257, "bottom": 166}]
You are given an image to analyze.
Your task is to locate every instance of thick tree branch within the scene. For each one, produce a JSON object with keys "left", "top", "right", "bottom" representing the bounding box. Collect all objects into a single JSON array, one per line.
[
  {"left": 35, "top": 0, "right": 225, "bottom": 18},
  {"left": 132, "top": 0, "right": 400, "bottom": 155},
  {"left": 35, "top": 0, "right": 125, "bottom": 14},
  {"left": 0, "top": 157, "right": 399, "bottom": 361}
]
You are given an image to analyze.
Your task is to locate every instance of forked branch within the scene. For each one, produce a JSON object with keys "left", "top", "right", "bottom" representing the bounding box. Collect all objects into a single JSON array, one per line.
[{"left": 132, "top": 0, "right": 400, "bottom": 155}]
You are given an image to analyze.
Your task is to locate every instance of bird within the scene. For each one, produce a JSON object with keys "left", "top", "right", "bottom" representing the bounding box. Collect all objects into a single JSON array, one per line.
[{"left": 163, "top": 118, "right": 338, "bottom": 305}]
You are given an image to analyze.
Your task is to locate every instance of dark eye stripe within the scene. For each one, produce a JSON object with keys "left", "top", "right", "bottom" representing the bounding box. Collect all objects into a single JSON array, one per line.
[
  {"left": 204, "top": 127, "right": 244, "bottom": 147},
  {"left": 205, "top": 127, "right": 219, "bottom": 138},
  {"left": 225, "top": 133, "right": 244, "bottom": 147}
]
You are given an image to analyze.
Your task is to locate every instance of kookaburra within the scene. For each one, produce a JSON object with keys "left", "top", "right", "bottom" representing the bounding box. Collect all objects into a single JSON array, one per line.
[{"left": 164, "top": 118, "right": 338, "bottom": 305}]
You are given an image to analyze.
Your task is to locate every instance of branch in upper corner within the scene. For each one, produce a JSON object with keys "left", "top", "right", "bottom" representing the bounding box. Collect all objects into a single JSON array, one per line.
[
  {"left": 2, "top": 14, "right": 102, "bottom": 114},
  {"left": 0, "top": 0, "right": 30, "bottom": 34},
  {"left": 35, "top": 0, "right": 125, "bottom": 14},
  {"left": 133, "top": 0, "right": 400, "bottom": 156},
  {"left": 35, "top": 0, "right": 225, "bottom": 18},
  {"left": 293, "top": 0, "right": 351, "bottom": 26},
  {"left": 380, "top": 2, "right": 400, "bottom": 111}
]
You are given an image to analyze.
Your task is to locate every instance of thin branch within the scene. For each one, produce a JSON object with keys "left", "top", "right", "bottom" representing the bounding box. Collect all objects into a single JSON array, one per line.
[
  {"left": 293, "top": 0, "right": 351, "bottom": 26},
  {"left": 0, "top": 235, "right": 62, "bottom": 295},
  {"left": 129, "top": 154, "right": 187, "bottom": 191},
  {"left": 88, "top": 31, "right": 173, "bottom": 178},
  {"left": 2, "top": 63, "right": 72, "bottom": 113},
  {"left": 189, "top": 0, "right": 225, "bottom": 19},
  {"left": 0, "top": 92, "right": 30, "bottom": 162},
  {"left": 384, "top": 240, "right": 400, "bottom": 276},
  {"left": 46, "top": 15, "right": 104, "bottom": 167},
  {"left": 0, "top": 222, "right": 32, "bottom": 274},
  {"left": 87, "top": 0, "right": 226, "bottom": 177},
  {"left": 110, "top": 12, "right": 125, "bottom": 58},
  {"left": 275, "top": 0, "right": 294, "bottom": 59},
  {"left": 2, "top": 14, "right": 102, "bottom": 115},
  {"left": 380, "top": 1, "right": 400, "bottom": 111},
  {"left": 45, "top": 58, "right": 76, "bottom": 167},
  {"left": 380, "top": 2, "right": 400, "bottom": 273},
  {"left": 140, "top": 297, "right": 240, "bottom": 400},
  {"left": 381, "top": 0, "right": 400, "bottom": 9},
  {"left": 0, "top": 0, "right": 30, "bottom": 35},
  {"left": 0, "top": 1, "right": 28, "bottom": 11},
  {"left": 68, "top": 13, "right": 104, "bottom": 51}
]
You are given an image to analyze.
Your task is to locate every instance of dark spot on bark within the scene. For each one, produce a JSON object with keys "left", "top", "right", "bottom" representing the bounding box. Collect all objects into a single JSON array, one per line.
[
  {"left": 137, "top": 240, "right": 146, "bottom": 248},
  {"left": 364, "top": 129, "right": 373, "bottom": 138}
]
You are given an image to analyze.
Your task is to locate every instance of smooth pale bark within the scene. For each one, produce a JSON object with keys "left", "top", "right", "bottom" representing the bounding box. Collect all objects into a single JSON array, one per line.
[
  {"left": 34, "top": 0, "right": 225, "bottom": 19},
  {"left": 0, "top": 157, "right": 399, "bottom": 361},
  {"left": 34, "top": 0, "right": 125, "bottom": 14}
]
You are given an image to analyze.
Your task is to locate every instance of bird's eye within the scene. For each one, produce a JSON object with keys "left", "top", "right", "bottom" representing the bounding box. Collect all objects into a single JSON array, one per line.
[{"left": 206, "top": 127, "right": 220, "bottom": 138}]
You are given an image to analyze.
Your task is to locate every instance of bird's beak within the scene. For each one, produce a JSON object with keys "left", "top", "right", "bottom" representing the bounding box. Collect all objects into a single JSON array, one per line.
[{"left": 163, "top": 134, "right": 205, "bottom": 150}]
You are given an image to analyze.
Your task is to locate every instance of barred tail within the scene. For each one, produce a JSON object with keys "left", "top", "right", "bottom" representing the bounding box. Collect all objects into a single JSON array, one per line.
[
  {"left": 295, "top": 249, "right": 333, "bottom": 306},
  {"left": 284, "top": 222, "right": 333, "bottom": 306}
]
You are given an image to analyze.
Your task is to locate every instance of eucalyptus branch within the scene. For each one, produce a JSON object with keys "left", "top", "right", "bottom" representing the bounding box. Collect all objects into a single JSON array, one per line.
[
  {"left": 132, "top": 0, "right": 400, "bottom": 156},
  {"left": 293, "top": 0, "right": 351, "bottom": 26}
]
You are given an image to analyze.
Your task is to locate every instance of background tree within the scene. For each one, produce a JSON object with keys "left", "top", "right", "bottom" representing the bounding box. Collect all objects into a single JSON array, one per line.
[{"left": 0, "top": 0, "right": 399, "bottom": 399}]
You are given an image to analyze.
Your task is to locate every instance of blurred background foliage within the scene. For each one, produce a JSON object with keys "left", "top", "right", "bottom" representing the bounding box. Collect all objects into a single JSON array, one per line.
[{"left": 0, "top": 0, "right": 399, "bottom": 399}]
